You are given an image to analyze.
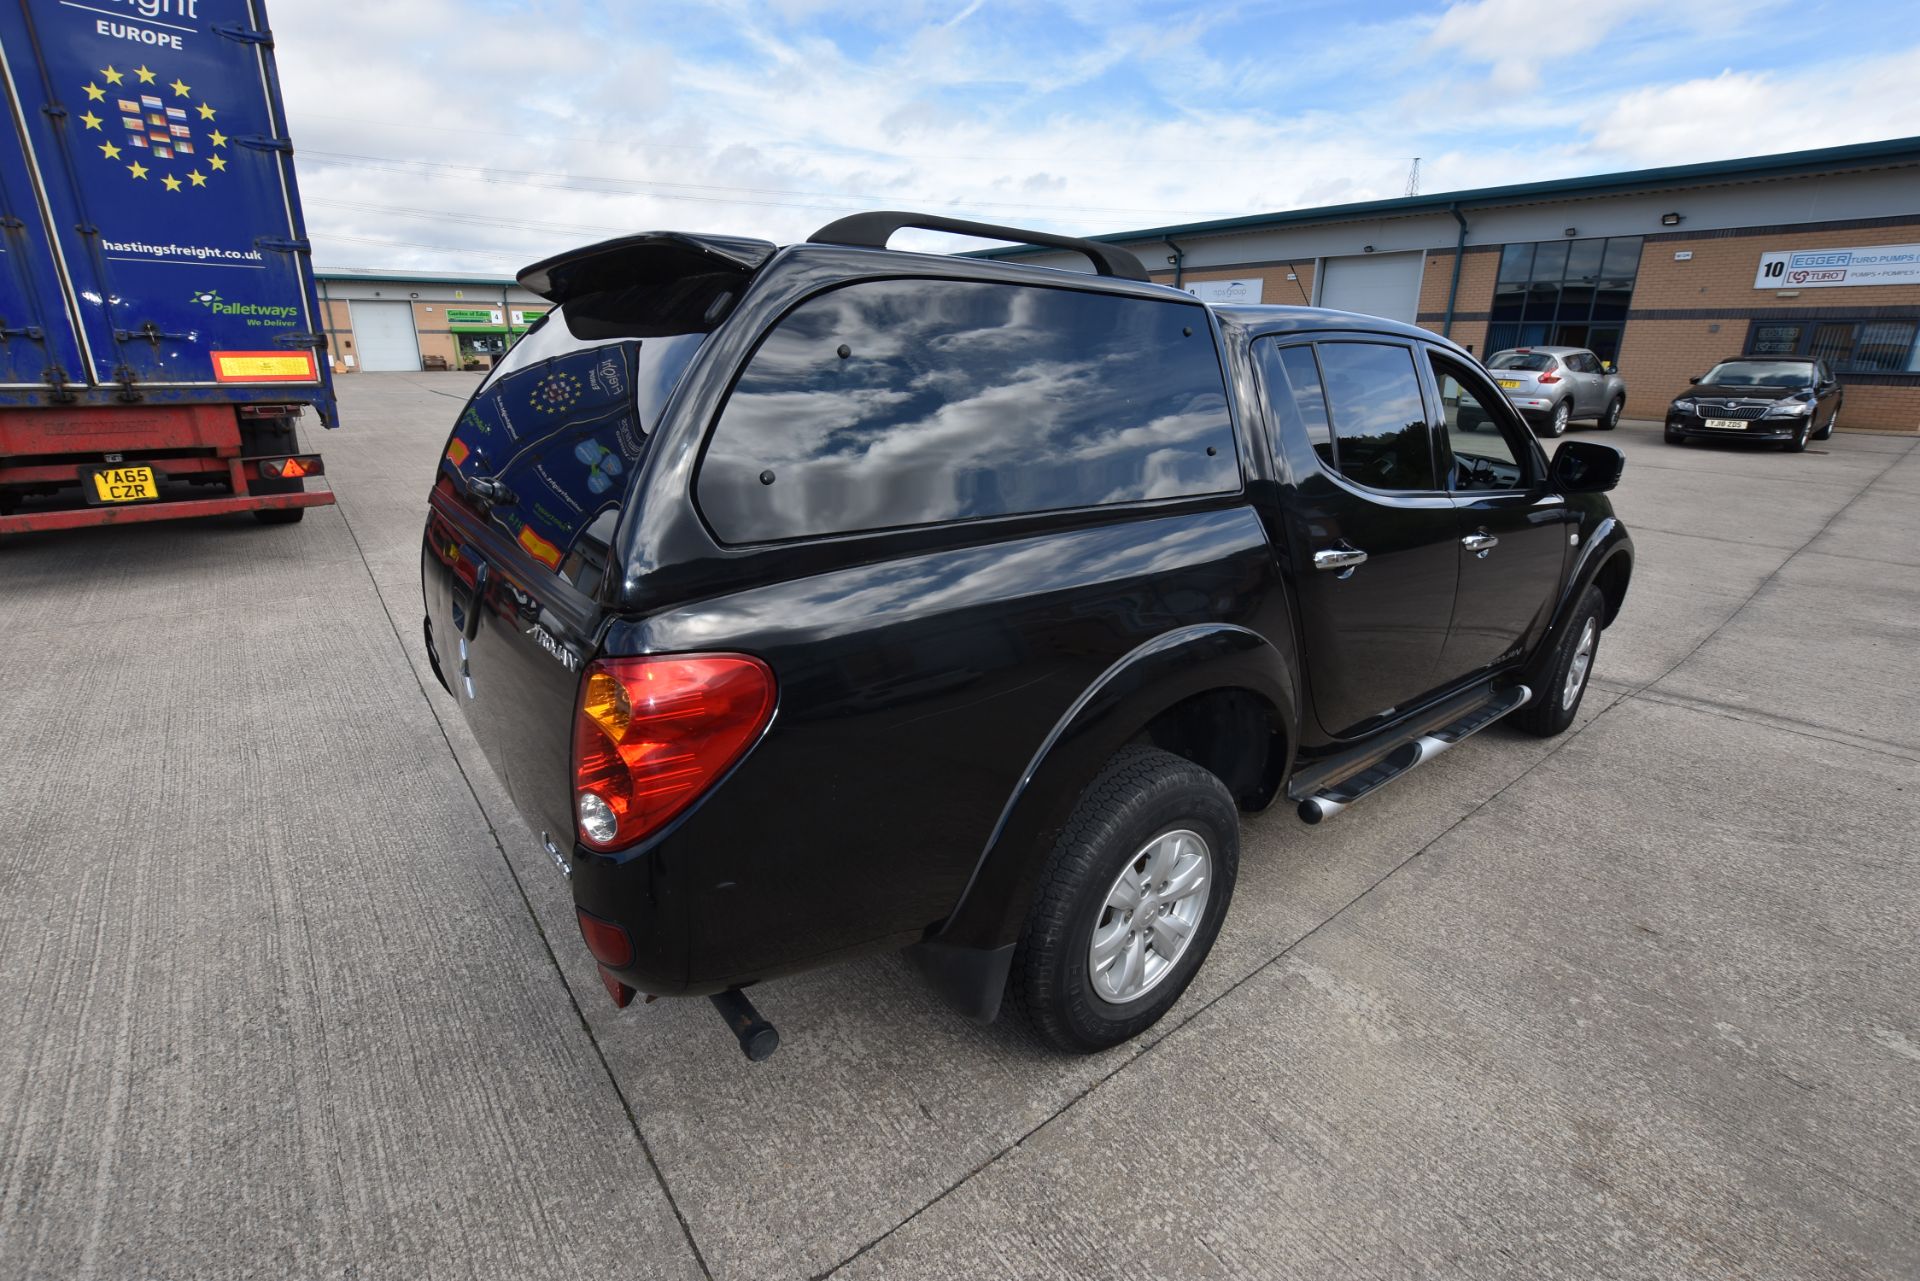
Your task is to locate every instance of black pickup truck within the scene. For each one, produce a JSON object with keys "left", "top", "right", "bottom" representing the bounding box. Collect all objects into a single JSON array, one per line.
[{"left": 420, "top": 214, "right": 1632, "bottom": 1058}]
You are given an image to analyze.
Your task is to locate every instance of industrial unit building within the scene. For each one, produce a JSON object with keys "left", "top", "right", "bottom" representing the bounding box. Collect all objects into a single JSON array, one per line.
[
  {"left": 981, "top": 137, "right": 1920, "bottom": 433},
  {"left": 315, "top": 269, "right": 548, "bottom": 375}
]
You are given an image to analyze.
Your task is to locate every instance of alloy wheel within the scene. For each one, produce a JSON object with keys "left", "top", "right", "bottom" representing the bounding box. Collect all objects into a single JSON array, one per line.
[
  {"left": 1562, "top": 617, "right": 1597, "bottom": 710},
  {"left": 1088, "top": 829, "right": 1212, "bottom": 1004}
]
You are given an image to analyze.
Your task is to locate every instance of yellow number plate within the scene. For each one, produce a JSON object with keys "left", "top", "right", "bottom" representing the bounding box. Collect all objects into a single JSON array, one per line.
[
  {"left": 92, "top": 466, "right": 158, "bottom": 502},
  {"left": 1496, "top": 378, "right": 1522, "bottom": 390}
]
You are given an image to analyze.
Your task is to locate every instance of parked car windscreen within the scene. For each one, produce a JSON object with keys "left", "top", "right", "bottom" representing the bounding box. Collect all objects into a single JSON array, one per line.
[
  {"left": 1700, "top": 360, "right": 1815, "bottom": 387},
  {"left": 1487, "top": 351, "right": 1557, "bottom": 371}
]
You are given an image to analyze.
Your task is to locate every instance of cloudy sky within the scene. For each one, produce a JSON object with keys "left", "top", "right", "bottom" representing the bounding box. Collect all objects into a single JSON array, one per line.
[{"left": 270, "top": 0, "right": 1920, "bottom": 275}]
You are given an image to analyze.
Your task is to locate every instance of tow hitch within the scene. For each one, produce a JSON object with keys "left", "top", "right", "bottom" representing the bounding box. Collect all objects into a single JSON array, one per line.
[{"left": 710, "top": 988, "right": 780, "bottom": 1061}]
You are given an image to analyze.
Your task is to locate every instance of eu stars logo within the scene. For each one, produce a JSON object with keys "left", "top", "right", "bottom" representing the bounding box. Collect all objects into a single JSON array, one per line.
[
  {"left": 531, "top": 371, "right": 583, "bottom": 415},
  {"left": 82, "top": 64, "right": 224, "bottom": 192}
]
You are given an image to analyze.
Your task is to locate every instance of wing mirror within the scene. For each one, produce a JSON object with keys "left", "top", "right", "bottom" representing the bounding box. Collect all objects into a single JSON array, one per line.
[
  {"left": 1601, "top": 360, "right": 1614, "bottom": 372},
  {"left": 1688, "top": 375, "right": 1701, "bottom": 384},
  {"left": 1550, "top": 440, "right": 1625, "bottom": 494}
]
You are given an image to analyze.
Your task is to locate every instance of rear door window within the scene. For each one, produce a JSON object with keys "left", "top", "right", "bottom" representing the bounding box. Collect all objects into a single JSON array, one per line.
[
  {"left": 1312, "top": 341, "right": 1439, "bottom": 492},
  {"left": 697, "top": 278, "right": 1237, "bottom": 543}
]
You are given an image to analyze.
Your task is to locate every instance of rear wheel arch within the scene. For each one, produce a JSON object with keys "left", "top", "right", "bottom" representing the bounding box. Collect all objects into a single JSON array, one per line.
[
  {"left": 925, "top": 625, "right": 1295, "bottom": 964},
  {"left": 1137, "top": 685, "right": 1289, "bottom": 811}
]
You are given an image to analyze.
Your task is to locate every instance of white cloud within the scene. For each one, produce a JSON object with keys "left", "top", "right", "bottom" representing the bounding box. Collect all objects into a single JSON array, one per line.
[
  {"left": 263, "top": 1, "right": 1920, "bottom": 274},
  {"left": 1582, "top": 49, "right": 1920, "bottom": 163},
  {"left": 1423, "top": 0, "right": 1657, "bottom": 92}
]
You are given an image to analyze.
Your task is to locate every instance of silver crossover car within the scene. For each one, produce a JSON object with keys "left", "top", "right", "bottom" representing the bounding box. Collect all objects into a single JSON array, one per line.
[{"left": 1483, "top": 346, "right": 1627, "bottom": 437}]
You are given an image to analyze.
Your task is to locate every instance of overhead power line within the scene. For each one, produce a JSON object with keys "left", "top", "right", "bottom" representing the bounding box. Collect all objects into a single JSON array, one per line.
[
  {"left": 308, "top": 229, "right": 519, "bottom": 260},
  {"left": 308, "top": 196, "right": 636, "bottom": 239},
  {"left": 297, "top": 148, "right": 1246, "bottom": 222},
  {"left": 290, "top": 109, "right": 1266, "bottom": 172}
]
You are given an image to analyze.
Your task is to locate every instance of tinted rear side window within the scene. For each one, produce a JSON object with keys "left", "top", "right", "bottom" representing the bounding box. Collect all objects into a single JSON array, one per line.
[
  {"left": 698, "top": 278, "right": 1237, "bottom": 543},
  {"left": 1315, "top": 342, "right": 1437, "bottom": 492}
]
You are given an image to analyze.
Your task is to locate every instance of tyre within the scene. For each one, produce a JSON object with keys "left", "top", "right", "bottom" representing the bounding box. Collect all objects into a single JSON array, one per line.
[
  {"left": 1817, "top": 406, "right": 1838, "bottom": 441},
  {"left": 1514, "top": 586, "right": 1605, "bottom": 738},
  {"left": 1007, "top": 746, "right": 1239, "bottom": 1053},
  {"left": 1599, "top": 396, "right": 1623, "bottom": 431},
  {"left": 243, "top": 416, "right": 306, "bottom": 525},
  {"left": 1784, "top": 418, "right": 1810, "bottom": 453},
  {"left": 1538, "top": 399, "right": 1571, "bottom": 438}
]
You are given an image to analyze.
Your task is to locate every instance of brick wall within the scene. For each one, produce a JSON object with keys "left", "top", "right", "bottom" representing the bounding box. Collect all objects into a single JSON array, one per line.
[
  {"left": 1414, "top": 222, "right": 1920, "bottom": 432},
  {"left": 411, "top": 301, "right": 461, "bottom": 370},
  {"left": 319, "top": 298, "right": 354, "bottom": 373},
  {"left": 1150, "top": 263, "right": 1315, "bottom": 306}
]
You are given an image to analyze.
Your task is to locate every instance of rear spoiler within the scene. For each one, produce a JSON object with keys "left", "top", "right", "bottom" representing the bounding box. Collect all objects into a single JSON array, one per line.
[{"left": 517, "top": 233, "right": 776, "bottom": 303}]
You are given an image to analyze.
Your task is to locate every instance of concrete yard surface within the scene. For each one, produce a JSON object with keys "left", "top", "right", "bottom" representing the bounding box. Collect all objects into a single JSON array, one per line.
[{"left": 1, "top": 376, "right": 1916, "bottom": 1280}]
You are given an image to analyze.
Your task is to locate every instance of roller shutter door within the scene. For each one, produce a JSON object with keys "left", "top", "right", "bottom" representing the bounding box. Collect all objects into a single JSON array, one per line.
[
  {"left": 350, "top": 300, "right": 420, "bottom": 371},
  {"left": 1317, "top": 252, "right": 1423, "bottom": 324}
]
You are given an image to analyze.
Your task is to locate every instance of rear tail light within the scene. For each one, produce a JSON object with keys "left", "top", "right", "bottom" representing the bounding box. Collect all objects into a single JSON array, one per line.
[
  {"left": 571, "top": 654, "right": 776, "bottom": 851},
  {"left": 1536, "top": 370, "right": 1562, "bottom": 384}
]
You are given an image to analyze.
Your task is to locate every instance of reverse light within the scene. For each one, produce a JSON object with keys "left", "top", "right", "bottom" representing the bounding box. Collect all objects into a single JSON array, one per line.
[{"left": 571, "top": 654, "right": 776, "bottom": 851}]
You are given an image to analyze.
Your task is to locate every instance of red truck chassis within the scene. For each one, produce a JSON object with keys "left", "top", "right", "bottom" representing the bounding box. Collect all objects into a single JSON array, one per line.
[{"left": 0, "top": 404, "right": 331, "bottom": 535}]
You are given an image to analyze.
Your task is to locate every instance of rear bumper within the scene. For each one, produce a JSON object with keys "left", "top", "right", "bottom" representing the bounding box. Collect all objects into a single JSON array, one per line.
[
  {"left": 0, "top": 489, "right": 331, "bottom": 533},
  {"left": 1504, "top": 394, "right": 1559, "bottom": 420}
]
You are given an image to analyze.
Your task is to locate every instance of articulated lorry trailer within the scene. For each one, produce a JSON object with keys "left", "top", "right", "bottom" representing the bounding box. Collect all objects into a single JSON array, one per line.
[{"left": 0, "top": 0, "right": 335, "bottom": 534}]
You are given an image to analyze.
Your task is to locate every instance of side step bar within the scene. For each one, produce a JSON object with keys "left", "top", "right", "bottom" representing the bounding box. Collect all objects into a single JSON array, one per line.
[{"left": 1297, "top": 685, "right": 1530, "bottom": 825}]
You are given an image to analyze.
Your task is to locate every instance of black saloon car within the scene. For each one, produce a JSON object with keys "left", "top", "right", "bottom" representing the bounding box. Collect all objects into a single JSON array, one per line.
[
  {"left": 1665, "top": 356, "right": 1842, "bottom": 451},
  {"left": 420, "top": 213, "right": 1633, "bottom": 1059}
]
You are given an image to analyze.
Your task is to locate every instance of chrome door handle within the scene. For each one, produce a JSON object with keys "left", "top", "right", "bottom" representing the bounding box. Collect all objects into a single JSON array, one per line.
[
  {"left": 1313, "top": 547, "right": 1368, "bottom": 574},
  {"left": 1461, "top": 532, "right": 1499, "bottom": 556}
]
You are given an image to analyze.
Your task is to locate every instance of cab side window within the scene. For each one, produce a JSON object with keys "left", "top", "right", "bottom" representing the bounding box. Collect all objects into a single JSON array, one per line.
[
  {"left": 1429, "top": 351, "right": 1530, "bottom": 492},
  {"left": 1314, "top": 342, "right": 1438, "bottom": 492}
]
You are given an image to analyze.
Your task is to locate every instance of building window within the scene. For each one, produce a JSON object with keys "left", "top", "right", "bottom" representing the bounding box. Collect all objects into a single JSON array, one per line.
[
  {"left": 1487, "top": 235, "right": 1642, "bottom": 367},
  {"left": 1743, "top": 318, "right": 1920, "bottom": 375}
]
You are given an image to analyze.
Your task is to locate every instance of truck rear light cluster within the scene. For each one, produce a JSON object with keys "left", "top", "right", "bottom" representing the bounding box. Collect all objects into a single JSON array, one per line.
[{"left": 571, "top": 654, "right": 776, "bottom": 851}]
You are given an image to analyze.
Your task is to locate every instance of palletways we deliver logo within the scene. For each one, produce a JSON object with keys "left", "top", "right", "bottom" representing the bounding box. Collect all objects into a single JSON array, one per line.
[
  {"left": 81, "top": 61, "right": 228, "bottom": 192},
  {"left": 191, "top": 289, "right": 298, "bottom": 328}
]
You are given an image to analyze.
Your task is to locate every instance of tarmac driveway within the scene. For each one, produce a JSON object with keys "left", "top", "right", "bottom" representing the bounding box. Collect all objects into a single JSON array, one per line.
[{"left": 2, "top": 374, "right": 1915, "bottom": 1279}]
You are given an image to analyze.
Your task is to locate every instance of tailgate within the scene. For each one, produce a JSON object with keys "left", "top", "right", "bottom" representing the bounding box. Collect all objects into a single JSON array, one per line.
[
  {"left": 422, "top": 270, "right": 748, "bottom": 849},
  {"left": 0, "top": 1, "right": 325, "bottom": 392}
]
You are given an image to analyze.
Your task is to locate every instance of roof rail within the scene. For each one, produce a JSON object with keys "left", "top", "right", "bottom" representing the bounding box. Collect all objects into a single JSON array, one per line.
[{"left": 808, "top": 211, "right": 1149, "bottom": 282}]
